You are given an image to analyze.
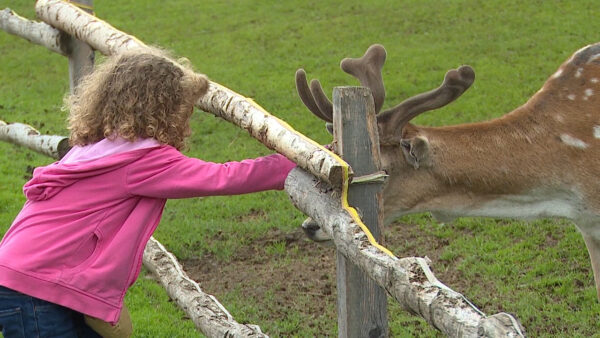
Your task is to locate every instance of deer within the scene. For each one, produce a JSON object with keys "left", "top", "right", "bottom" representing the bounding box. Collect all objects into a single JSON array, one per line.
[{"left": 296, "top": 43, "right": 600, "bottom": 301}]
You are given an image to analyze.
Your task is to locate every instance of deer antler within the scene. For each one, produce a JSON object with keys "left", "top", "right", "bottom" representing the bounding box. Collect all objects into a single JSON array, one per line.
[
  {"left": 340, "top": 44, "right": 387, "bottom": 113},
  {"left": 309, "top": 79, "right": 333, "bottom": 121},
  {"left": 295, "top": 45, "right": 475, "bottom": 144},
  {"left": 295, "top": 69, "right": 333, "bottom": 122},
  {"left": 377, "top": 65, "right": 475, "bottom": 144},
  {"left": 295, "top": 44, "right": 386, "bottom": 124}
]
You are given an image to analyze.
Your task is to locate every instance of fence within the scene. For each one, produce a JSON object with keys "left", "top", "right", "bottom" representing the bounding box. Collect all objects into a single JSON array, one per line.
[{"left": 1, "top": 1, "right": 525, "bottom": 336}]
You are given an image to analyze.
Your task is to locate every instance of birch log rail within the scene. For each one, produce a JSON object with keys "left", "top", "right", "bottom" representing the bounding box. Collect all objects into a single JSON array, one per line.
[
  {"left": 143, "top": 237, "right": 268, "bottom": 337},
  {"left": 0, "top": 8, "right": 66, "bottom": 55},
  {"left": 0, "top": 123, "right": 267, "bottom": 336},
  {"left": 0, "top": 120, "right": 71, "bottom": 159}
]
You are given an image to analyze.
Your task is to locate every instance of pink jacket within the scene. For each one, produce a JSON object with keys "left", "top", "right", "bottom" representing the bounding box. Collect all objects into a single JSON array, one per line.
[{"left": 0, "top": 137, "right": 296, "bottom": 323}]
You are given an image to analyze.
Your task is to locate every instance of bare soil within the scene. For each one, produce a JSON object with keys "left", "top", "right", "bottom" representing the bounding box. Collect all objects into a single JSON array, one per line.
[{"left": 181, "top": 221, "right": 461, "bottom": 336}]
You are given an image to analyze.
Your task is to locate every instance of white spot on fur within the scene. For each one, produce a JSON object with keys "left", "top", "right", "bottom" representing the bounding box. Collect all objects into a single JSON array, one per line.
[
  {"left": 591, "top": 78, "right": 599, "bottom": 83},
  {"left": 585, "top": 88, "right": 594, "bottom": 97},
  {"left": 567, "top": 94, "right": 576, "bottom": 101},
  {"left": 552, "top": 68, "right": 563, "bottom": 79},
  {"left": 594, "top": 126, "right": 600, "bottom": 139},
  {"left": 560, "top": 134, "right": 588, "bottom": 149},
  {"left": 554, "top": 114, "right": 564, "bottom": 123},
  {"left": 575, "top": 68, "right": 584, "bottom": 78}
]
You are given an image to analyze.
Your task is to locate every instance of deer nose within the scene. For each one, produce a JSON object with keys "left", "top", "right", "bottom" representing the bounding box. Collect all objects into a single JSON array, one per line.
[{"left": 301, "top": 217, "right": 332, "bottom": 243}]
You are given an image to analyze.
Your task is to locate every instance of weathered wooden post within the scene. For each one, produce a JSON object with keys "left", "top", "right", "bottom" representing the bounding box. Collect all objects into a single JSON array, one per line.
[
  {"left": 333, "top": 86, "right": 388, "bottom": 337},
  {"left": 63, "top": 0, "right": 94, "bottom": 92}
]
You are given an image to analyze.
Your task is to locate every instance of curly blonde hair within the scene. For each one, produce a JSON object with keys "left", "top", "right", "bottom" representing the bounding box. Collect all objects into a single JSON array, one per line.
[{"left": 65, "top": 47, "right": 208, "bottom": 150}]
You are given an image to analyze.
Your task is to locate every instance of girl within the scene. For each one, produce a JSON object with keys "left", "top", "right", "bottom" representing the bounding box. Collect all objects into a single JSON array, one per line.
[{"left": 0, "top": 48, "right": 296, "bottom": 337}]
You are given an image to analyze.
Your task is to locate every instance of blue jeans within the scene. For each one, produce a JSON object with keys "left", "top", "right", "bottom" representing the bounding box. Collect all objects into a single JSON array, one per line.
[{"left": 0, "top": 285, "right": 101, "bottom": 338}]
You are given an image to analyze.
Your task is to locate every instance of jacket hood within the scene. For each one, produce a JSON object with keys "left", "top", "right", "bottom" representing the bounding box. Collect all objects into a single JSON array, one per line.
[{"left": 24, "top": 147, "right": 157, "bottom": 201}]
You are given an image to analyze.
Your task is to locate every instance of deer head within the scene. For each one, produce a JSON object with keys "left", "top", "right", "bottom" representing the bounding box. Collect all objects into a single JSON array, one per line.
[{"left": 295, "top": 44, "right": 474, "bottom": 209}]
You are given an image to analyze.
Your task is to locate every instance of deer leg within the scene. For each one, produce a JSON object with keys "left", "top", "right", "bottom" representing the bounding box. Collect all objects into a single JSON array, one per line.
[{"left": 581, "top": 232, "right": 600, "bottom": 301}]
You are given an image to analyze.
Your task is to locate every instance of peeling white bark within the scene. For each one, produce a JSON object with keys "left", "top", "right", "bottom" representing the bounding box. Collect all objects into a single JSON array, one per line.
[
  {"left": 143, "top": 237, "right": 268, "bottom": 338},
  {"left": 285, "top": 168, "right": 526, "bottom": 338},
  {"left": 34, "top": 0, "right": 345, "bottom": 187},
  {"left": 0, "top": 120, "right": 70, "bottom": 159},
  {"left": 196, "top": 83, "right": 345, "bottom": 185},
  {"left": 35, "top": 0, "right": 145, "bottom": 56},
  {"left": 0, "top": 8, "right": 66, "bottom": 55}
]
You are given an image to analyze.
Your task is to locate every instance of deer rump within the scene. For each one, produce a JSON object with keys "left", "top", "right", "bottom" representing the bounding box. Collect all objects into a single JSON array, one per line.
[{"left": 297, "top": 43, "right": 600, "bottom": 301}]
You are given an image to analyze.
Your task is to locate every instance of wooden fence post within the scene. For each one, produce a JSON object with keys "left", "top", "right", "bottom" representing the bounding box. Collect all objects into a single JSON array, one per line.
[
  {"left": 333, "top": 86, "right": 388, "bottom": 337},
  {"left": 63, "top": 0, "right": 94, "bottom": 92}
]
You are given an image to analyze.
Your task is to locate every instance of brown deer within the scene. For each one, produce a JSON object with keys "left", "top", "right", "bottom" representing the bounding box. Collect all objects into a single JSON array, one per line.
[{"left": 296, "top": 43, "right": 600, "bottom": 300}]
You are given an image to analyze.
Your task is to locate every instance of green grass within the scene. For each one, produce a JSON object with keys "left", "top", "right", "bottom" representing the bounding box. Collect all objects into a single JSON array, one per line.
[{"left": 3, "top": 0, "right": 600, "bottom": 336}]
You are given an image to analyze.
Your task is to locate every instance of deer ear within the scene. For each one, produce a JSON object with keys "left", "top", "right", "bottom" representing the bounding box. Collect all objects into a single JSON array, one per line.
[{"left": 400, "top": 136, "right": 430, "bottom": 169}]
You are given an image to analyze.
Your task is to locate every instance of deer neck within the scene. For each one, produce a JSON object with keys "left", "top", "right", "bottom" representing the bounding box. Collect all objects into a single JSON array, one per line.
[
  {"left": 426, "top": 105, "right": 557, "bottom": 191},
  {"left": 389, "top": 92, "right": 595, "bottom": 223}
]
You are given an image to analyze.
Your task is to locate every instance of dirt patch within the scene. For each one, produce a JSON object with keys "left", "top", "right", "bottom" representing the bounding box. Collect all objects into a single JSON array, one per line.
[
  {"left": 181, "top": 222, "right": 472, "bottom": 335},
  {"left": 182, "top": 228, "right": 338, "bottom": 333}
]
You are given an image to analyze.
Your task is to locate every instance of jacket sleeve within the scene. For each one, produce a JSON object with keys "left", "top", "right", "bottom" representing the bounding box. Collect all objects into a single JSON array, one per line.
[{"left": 125, "top": 147, "right": 297, "bottom": 199}]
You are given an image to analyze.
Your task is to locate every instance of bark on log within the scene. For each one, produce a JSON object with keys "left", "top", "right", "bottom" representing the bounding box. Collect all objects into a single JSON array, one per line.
[
  {"left": 0, "top": 128, "right": 267, "bottom": 337},
  {"left": 34, "top": 0, "right": 145, "bottom": 56},
  {"left": 196, "top": 83, "right": 344, "bottom": 185},
  {"left": 34, "top": 0, "right": 345, "bottom": 187},
  {"left": 143, "top": 237, "right": 268, "bottom": 338},
  {"left": 285, "top": 167, "right": 526, "bottom": 338},
  {"left": 0, "top": 8, "right": 66, "bottom": 55},
  {"left": 0, "top": 120, "right": 71, "bottom": 159}
]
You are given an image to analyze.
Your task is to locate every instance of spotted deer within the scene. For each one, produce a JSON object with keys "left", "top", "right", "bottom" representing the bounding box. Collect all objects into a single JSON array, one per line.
[{"left": 296, "top": 43, "right": 600, "bottom": 300}]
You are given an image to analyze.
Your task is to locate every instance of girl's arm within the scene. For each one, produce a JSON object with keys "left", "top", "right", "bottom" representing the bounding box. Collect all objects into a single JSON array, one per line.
[{"left": 126, "top": 146, "right": 296, "bottom": 199}]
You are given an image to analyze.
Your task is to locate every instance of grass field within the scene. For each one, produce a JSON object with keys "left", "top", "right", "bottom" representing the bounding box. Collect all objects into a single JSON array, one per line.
[{"left": 2, "top": 0, "right": 600, "bottom": 336}]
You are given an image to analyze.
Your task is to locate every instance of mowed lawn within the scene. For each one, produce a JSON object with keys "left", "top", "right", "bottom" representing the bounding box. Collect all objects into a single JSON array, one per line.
[{"left": 2, "top": 0, "right": 600, "bottom": 336}]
